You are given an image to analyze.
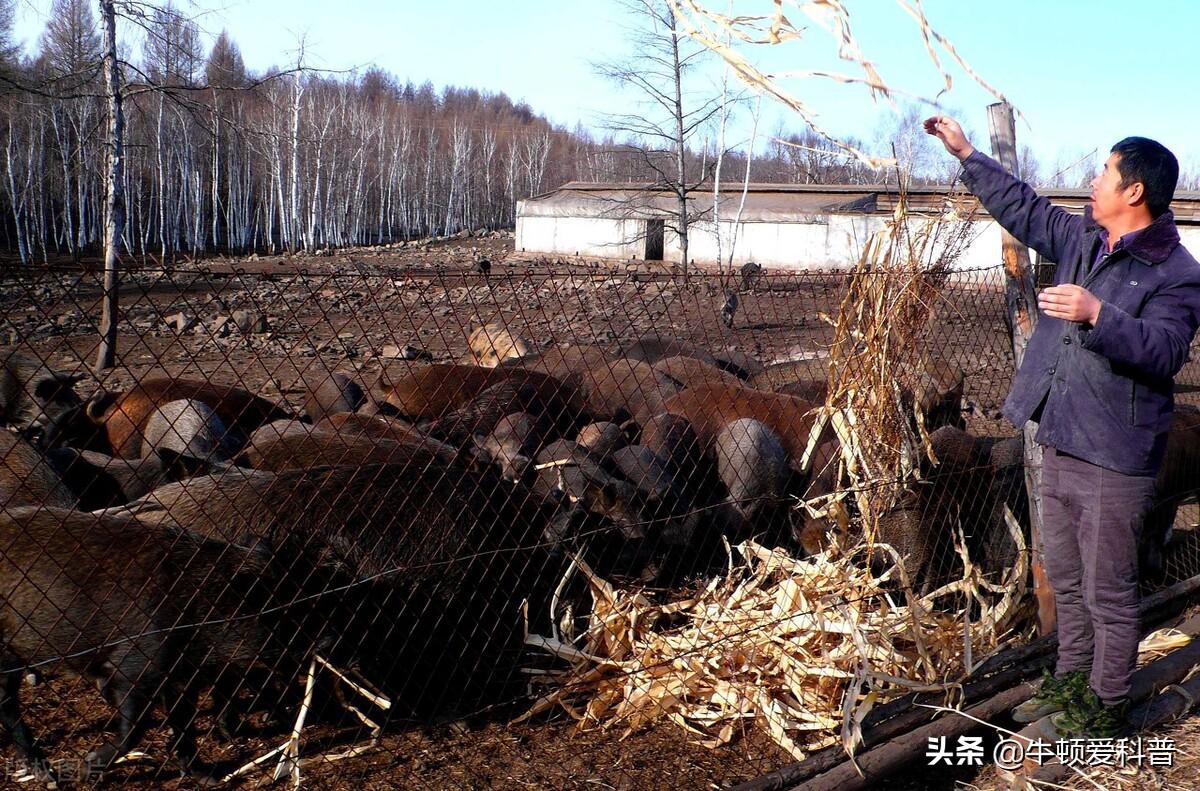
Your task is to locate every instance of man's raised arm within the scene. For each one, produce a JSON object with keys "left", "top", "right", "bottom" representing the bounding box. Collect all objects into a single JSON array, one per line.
[{"left": 924, "top": 115, "right": 1082, "bottom": 264}]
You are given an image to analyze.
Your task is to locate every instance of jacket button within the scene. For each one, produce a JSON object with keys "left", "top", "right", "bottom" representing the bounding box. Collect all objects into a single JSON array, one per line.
[
  {"left": 1130, "top": 280, "right": 1138, "bottom": 286},
  {"left": 1048, "top": 366, "right": 1056, "bottom": 375},
  {"left": 1063, "top": 336, "right": 1072, "bottom": 345}
]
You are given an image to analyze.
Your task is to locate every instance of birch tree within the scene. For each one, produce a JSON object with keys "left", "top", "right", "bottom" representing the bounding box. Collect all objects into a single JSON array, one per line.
[
  {"left": 598, "top": 0, "right": 723, "bottom": 280},
  {"left": 94, "top": 0, "right": 124, "bottom": 370}
]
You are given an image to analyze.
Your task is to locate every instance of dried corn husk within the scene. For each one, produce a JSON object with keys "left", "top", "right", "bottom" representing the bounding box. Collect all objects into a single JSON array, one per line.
[{"left": 522, "top": 507, "right": 1026, "bottom": 761}]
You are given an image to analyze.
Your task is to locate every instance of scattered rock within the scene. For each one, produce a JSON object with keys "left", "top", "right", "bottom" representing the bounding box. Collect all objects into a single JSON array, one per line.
[{"left": 165, "top": 312, "right": 197, "bottom": 334}]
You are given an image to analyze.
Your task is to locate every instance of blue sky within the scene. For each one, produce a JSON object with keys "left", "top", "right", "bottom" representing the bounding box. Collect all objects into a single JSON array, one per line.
[{"left": 10, "top": 0, "right": 1200, "bottom": 177}]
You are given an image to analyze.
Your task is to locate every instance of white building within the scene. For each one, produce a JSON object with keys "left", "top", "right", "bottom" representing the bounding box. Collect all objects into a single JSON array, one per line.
[{"left": 515, "top": 182, "right": 1200, "bottom": 278}]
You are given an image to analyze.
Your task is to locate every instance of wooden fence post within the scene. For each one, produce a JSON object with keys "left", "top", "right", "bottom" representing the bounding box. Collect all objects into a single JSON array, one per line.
[{"left": 986, "top": 102, "right": 1054, "bottom": 635}]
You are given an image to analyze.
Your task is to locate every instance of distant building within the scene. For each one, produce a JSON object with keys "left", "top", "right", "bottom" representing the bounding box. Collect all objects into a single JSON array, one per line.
[{"left": 515, "top": 182, "right": 1200, "bottom": 278}]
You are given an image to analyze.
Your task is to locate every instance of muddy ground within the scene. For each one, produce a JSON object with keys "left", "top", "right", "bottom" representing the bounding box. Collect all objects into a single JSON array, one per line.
[{"left": 3, "top": 236, "right": 1200, "bottom": 790}]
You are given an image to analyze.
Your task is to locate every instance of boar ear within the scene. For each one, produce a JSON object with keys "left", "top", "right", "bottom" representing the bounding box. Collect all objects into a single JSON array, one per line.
[{"left": 85, "top": 390, "right": 117, "bottom": 422}]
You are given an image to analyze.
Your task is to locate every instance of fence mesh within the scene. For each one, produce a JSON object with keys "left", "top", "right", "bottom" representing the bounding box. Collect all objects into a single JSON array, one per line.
[{"left": 2, "top": 241, "right": 1200, "bottom": 789}]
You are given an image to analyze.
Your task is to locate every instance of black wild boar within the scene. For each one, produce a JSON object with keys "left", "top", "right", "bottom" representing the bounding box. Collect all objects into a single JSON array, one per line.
[
  {"left": 0, "top": 349, "right": 87, "bottom": 445},
  {"left": 140, "top": 398, "right": 236, "bottom": 461},
  {"left": 713, "top": 418, "right": 790, "bottom": 530},
  {"left": 476, "top": 412, "right": 543, "bottom": 482}
]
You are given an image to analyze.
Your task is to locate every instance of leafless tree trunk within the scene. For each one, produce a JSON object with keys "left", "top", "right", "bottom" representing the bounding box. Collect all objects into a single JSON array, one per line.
[{"left": 94, "top": 0, "right": 123, "bottom": 371}]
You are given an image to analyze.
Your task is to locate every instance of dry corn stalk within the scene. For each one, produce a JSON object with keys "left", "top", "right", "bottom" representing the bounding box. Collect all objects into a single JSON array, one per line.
[
  {"left": 521, "top": 509, "right": 1026, "bottom": 762},
  {"left": 803, "top": 184, "right": 979, "bottom": 544},
  {"left": 666, "top": 0, "right": 1019, "bottom": 167}
]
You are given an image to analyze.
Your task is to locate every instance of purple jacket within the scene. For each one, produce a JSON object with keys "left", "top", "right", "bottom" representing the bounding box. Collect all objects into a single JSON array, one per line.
[{"left": 961, "top": 150, "right": 1200, "bottom": 475}]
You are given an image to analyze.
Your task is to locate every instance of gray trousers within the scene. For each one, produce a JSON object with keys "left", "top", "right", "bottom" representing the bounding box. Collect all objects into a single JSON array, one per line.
[{"left": 1040, "top": 445, "right": 1157, "bottom": 704}]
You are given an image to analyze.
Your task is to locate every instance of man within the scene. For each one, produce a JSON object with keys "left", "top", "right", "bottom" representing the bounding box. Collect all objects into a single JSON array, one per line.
[{"left": 925, "top": 115, "right": 1200, "bottom": 738}]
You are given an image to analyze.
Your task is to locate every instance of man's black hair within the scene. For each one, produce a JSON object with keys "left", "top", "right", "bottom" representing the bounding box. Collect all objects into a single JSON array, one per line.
[{"left": 1111, "top": 137, "right": 1179, "bottom": 218}]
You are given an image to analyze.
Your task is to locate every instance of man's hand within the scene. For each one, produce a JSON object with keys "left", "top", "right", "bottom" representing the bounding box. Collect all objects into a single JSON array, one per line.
[
  {"left": 923, "top": 115, "right": 975, "bottom": 161},
  {"left": 1038, "top": 284, "right": 1102, "bottom": 324}
]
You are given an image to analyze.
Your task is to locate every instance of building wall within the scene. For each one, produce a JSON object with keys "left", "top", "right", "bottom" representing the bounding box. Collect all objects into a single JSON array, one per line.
[
  {"left": 515, "top": 215, "right": 645, "bottom": 259},
  {"left": 666, "top": 216, "right": 884, "bottom": 270},
  {"left": 516, "top": 212, "right": 1200, "bottom": 282}
]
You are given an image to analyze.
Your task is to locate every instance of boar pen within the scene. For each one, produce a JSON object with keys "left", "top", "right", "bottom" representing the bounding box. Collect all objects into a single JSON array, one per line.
[{"left": 4, "top": 239, "right": 1200, "bottom": 790}]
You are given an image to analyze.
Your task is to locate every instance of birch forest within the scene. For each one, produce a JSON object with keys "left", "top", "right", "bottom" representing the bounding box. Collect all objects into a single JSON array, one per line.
[{"left": 0, "top": 1, "right": 905, "bottom": 264}]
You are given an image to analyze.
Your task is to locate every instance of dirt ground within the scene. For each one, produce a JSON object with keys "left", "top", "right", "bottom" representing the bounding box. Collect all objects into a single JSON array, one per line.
[{"left": 4, "top": 236, "right": 1200, "bottom": 789}]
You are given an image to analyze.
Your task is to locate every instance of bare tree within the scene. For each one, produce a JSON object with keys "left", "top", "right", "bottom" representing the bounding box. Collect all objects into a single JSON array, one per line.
[
  {"left": 95, "top": 0, "right": 124, "bottom": 370},
  {"left": 40, "top": 0, "right": 103, "bottom": 261},
  {"left": 597, "top": 0, "right": 724, "bottom": 280}
]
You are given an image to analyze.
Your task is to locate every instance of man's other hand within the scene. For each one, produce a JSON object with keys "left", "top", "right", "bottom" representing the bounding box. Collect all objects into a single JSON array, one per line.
[
  {"left": 1038, "top": 284, "right": 1102, "bottom": 324},
  {"left": 923, "top": 116, "right": 975, "bottom": 161}
]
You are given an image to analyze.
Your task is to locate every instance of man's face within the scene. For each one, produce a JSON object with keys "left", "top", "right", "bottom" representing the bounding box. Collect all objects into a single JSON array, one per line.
[{"left": 1089, "top": 152, "right": 1141, "bottom": 226}]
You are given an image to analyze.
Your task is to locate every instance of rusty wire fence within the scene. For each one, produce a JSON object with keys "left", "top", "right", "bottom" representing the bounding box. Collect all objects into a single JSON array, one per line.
[{"left": 2, "top": 259, "right": 1200, "bottom": 789}]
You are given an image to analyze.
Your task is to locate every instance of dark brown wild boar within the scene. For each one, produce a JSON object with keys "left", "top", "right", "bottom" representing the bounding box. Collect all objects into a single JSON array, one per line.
[
  {"left": 237, "top": 424, "right": 457, "bottom": 472},
  {"left": 0, "top": 507, "right": 296, "bottom": 785},
  {"left": 88, "top": 378, "right": 293, "bottom": 458},
  {"left": 0, "top": 431, "right": 75, "bottom": 509},
  {"left": 620, "top": 335, "right": 720, "bottom": 368},
  {"left": 661, "top": 385, "right": 823, "bottom": 472},
  {"left": 45, "top": 447, "right": 217, "bottom": 510},
  {"left": 130, "top": 459, "right": 560, "bottom": 718}
]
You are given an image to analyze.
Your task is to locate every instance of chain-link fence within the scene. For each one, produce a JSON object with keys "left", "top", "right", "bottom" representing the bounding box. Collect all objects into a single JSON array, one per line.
[{"left": 2, "top": 248, "right": 1200, "bottom": 789}]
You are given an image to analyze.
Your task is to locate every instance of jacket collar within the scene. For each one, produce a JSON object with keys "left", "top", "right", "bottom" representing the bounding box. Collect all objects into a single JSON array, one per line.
[{"left": 1083, "top": 206, "right": 1180, "bottom": 265}]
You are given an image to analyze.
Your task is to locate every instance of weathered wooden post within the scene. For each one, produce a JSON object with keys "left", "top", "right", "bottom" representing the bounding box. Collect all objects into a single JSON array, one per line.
[{"left": 986, "top": 101, "right": 1053, "bottom": 634}]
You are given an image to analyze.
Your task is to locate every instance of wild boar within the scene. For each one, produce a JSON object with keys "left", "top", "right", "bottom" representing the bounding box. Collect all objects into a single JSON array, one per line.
[
  {"left": 575, "top": 421, "right": 627, "bottom": 460},
  {"left": 0, "top": 349, "right": 88, "bottom": 445},
  {"left": 652, "top": 355, "right": 745, "bottom": 391},
  {"left": 0, "top": 430, "right": 75, "bottom": 509},
  {"left": 45, "top": 447, "right": 215, "bottom": 510},
  {"left": 128, "top": 459, "right": 560, "bottom": 718},
  {"left": 237, "top": 423, "right": 451, "bottom": 472},
  {"left": 619, "top": 335, "right": 720, "bottom": 368},
  {"left": 713, "top": 418, "right": 790, "bottom": 527},
  {"left": 87, "top": 377, "right": 292, "bottom": 459},
  {"left": 639, "top": 412, "right": 714, "bottom": 508},
  {"left": 475, "top": 412, "right": 543, "bottom": 483},
  {"left": 304, "top": 372, "right": 366, "bottom": 422},
  {"left": 465, "top": 321, "right": 534, "bottom": 367},
  {"left": 140, "top": 398, "right": 236, "bottom": 461},
  {"left": 424, "top": 375, "right": 586, "bottom": 445},
  {"left": 661, "top": 385, "right": 822, "bottom": 473},
  {"left": 568, "top": 358, "right": 681, "bottom": 424},
  {"left": 0, "top": 507, "right": 297, "bottom": 785},
  {"left": 374, "top": 364, "right": 585, "bottom": 429}
]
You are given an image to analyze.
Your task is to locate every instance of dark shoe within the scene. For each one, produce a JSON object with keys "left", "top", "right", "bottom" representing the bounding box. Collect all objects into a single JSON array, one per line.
[
  {"left": 1012, "top": 669, "right": 1088, "bottom": 723},
  {"left": 1050, "top": 688, "right": 1129, "bottom": 739}
]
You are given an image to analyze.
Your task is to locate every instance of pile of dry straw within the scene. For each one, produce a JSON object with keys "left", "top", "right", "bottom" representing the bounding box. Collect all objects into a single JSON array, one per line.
[{"left": 520, "top": 194, "right": 1032, "bottom": 761}]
